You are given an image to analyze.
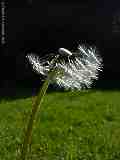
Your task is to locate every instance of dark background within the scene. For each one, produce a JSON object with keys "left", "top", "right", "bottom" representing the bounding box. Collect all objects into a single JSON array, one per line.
[{"left": 1, "top": 0, "right": 120, "bottom": 97}]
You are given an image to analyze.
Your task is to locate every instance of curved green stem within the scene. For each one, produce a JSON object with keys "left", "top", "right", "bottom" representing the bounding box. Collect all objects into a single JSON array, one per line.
[{"left": 20, "top": 77, "right": 50, "bottom": 160}]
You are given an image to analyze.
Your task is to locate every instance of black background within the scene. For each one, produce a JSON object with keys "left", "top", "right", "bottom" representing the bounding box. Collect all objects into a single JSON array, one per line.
[{"left": 2, "top": 0, "right": 120, "bottom": 94}]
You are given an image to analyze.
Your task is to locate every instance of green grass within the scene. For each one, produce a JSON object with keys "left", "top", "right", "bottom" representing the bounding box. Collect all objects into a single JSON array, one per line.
[{"left": 0, "top": 90, "right": 120, "bottom": 160}]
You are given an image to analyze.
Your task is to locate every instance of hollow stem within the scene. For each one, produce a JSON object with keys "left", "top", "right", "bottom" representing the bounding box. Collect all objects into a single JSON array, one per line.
[{"left": 20, "top": 77, "right": 50, "bottom": 160}]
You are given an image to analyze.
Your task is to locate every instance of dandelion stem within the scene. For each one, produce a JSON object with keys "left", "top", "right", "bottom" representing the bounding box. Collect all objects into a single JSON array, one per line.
[{"left": 20, "top": 76, "right": 50, "bottom": 160}]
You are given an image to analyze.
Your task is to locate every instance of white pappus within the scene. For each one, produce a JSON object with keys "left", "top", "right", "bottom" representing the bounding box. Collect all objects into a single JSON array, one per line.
[{"left": 26, "top": 45, "right": 103, "bottom": 90}]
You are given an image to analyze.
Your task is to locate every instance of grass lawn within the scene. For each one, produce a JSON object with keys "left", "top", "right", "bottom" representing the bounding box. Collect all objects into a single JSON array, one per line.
[{"left": 0, "top": 90, "right": 120, "bottom": 160}]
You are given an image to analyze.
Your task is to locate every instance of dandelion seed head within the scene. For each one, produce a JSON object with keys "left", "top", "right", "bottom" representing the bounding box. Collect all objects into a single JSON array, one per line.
[{"left": 26, "top": 45, "right": 103, "bottom": 90}]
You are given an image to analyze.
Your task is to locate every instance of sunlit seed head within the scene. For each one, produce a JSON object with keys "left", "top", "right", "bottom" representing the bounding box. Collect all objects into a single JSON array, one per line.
[{"left": 26, "top": 45, "right": 103, "bottom": 90}]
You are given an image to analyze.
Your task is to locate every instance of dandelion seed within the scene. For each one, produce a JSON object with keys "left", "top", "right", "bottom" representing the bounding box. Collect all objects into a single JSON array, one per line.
[
  {"left": 26, "top": 45, "right": 103, "bottom": 90},
  {"left": 58, "top": 48, "right": 73, "bottom": 56}
]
